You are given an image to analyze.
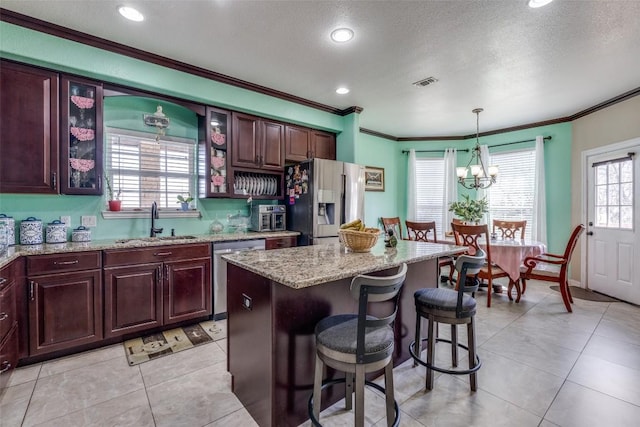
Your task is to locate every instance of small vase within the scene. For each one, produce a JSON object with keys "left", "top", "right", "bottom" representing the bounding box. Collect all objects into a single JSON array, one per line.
[
  {"left": 108, "top": 200, "right": 122, "bottom": 212},
  {"left": 180, "top": 202, "right": 190, "bottom": 211}
]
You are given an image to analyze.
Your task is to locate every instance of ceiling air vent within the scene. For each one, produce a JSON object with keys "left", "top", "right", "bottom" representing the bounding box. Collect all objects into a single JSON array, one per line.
[{"left": 412, "top": 77, "right": 439, "bottom": 87}]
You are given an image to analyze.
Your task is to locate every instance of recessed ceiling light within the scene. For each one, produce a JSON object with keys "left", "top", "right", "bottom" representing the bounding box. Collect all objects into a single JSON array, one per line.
[
  {"left": 118, "top": 6, "right": 144, "bottom": 22},
  {"left": 330, "top": 28, "right": 354, "bottom": 43},
  {"left": 528, "top": 0, "right": 553, "bottom": 8},
  {"left": 336, "top": 87, "right": 350, "bottom": 95}
]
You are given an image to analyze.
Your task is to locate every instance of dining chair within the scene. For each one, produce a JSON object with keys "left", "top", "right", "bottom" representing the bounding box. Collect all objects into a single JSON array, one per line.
[
  {"left": 380, "top": 217, "right": 406, "bottom": 240},
  {"left": 520, "top": 224, "right": 585, "bottom": 313},
  {"left": 451, "top": 223, "right": 510, "bottom": 307},
  {"left": 492, "top": 219, "right": 527, "bottom": 240},
  {"left": 405, "top": 220, "right": 455, "bottom": 284}
]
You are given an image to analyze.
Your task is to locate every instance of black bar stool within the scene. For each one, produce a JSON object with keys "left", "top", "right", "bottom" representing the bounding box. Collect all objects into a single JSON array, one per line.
[
  {"left": 409, "top": 249, "right": 485, "bottom": 391},
  {"left": 308, "top": 263, "right": 408, "bottom": 427}
]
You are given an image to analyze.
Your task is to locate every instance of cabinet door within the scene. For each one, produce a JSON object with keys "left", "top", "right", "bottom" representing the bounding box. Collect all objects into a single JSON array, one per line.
[
  {"left": 60, "top": 76, "right": 103, "bottom": 195},
  {"left": 164, "top": 257, "right": 211, "bottom": 324},
  {"left": 260, "top": 120, "right": 285, "bottom": 170},
  {"left": 231, "top": 112, "right": 260, "bottom": 169},
  {"left": 0, "top": 61, "right": 59, "bottom": 194},
  {"left": 285, "top": 125, "right": 311, "bottom": 162},
  {"left": 199, "top": 107, "right": 231, "bottom": 197},
  {"left": 0, "top": 325, "right": 18, "bottom": 391},
  {"left": 28, "top": 270, "right": 102, "bottom": 356},
  {"left": 265, "top": 236, "right": 297, "bottom": 250},
  {"left": 104, "top": 263, "right": 163, "bottom": 339},
  {"left": 311, "top": 130, "right": 336, "bottom": 160}
]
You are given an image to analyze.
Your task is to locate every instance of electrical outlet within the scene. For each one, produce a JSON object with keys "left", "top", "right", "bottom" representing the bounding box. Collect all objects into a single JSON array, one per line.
[
  {"left": 60, "top": 216, "right": 71, "bottom": 227},
  {"left": 81, "top": 215, "right": 97, "bottom": 227}
]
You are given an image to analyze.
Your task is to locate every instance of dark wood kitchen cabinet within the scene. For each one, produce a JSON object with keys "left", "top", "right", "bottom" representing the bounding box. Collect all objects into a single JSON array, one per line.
[
  {"left": 232, "top": 112, "right": 284, "bottom": 171},
  {"left": 26, "top": 252, "right": 103, "bottom": 357},
  {"left": 103, "top": 244, "right": 211, "bottom": 338},
  {"left": 265, "top": 236, "right": 297, "bottom": 250},
  {"left": 0, "top": 60, "right": 59, "bottom": 194},
  {"left": 60, "top": 75, "right": 104, "bottom": 195},
  {"left": 199, "top": 107, "right": 231, "bottom": 198},
  {"left": 285, "top": 125, "right": 336, "bottom": 162},
  {"left": 0, "top": 260, "right": 19, "bottom": 390}
]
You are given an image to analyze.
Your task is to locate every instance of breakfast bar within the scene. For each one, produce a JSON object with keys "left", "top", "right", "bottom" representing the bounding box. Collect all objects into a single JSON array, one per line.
[{"left": 223, "top": 240, "right": 465, "bottom": 427}]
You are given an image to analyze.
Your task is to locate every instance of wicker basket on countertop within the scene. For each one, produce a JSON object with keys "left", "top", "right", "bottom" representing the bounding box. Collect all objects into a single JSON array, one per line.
[{"left": 338, "top": 228, "right": 381, "bottom": 252}]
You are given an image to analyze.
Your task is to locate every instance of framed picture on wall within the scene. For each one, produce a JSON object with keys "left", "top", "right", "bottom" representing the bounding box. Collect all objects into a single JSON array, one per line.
[{"left": 365, "top": 166, "right": 385, "bottom": 191}]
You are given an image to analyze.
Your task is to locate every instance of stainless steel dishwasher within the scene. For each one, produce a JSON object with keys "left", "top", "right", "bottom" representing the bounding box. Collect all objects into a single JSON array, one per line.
[{"left": 213, "top": 239, "right": 266, "bottom": 319}]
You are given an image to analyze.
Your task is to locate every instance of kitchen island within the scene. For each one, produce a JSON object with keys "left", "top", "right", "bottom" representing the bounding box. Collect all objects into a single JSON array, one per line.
[{"left": 223, "top": 239, "right": 465, "bottom": 427}]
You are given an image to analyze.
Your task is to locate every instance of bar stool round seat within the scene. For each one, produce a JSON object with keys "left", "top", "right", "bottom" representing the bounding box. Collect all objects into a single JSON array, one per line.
[
  {"left": 409, "top": 250, "right": 486, "bottom": 391},
  {"left": 308, "top": 263, "right": 408, "bottom": 427}
]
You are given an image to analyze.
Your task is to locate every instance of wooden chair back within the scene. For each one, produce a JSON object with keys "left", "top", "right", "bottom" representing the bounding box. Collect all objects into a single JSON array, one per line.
[
  {"left": 405, "top": 220, "right": 438, "bottom": 242},
  {"left": 380, "top": 217, "right": 404, "bottom": 240},
  {"left": 492, "top": 220, "right": 527, "bottom": 240},
  {"left": 451, "top": 223, "right": 492, "bottom": 263}
]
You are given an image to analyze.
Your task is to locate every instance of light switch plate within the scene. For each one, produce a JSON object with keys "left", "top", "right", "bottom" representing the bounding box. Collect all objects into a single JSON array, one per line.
[
  {"left": 81, "top": 215, "right": 97, "bottom": 227},
  {"left": 60, "top": 216, "right": 71, "bottom": 227}
]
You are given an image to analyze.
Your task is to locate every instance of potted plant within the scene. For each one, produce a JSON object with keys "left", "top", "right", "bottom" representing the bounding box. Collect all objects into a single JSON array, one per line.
[
  {"left": 448, "top": 194, "right": 488, "bottom": 224},
  {"left": 177, "top": 193, "right": 194, "bottom": 211},
  {"left": 105, "top": 175, "right": 122, "bottom": 211}
]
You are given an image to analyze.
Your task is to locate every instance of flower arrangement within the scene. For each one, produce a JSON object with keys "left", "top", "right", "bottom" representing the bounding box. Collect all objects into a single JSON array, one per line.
[
  {"left": 176, "top": 193, "right": 194, "bottom": 204},
  {"left": 448, "top": 194, "right": 488, "bottom": 223},
  {"left": 105, "top": 175, "right": 121, "bottom": 201}
]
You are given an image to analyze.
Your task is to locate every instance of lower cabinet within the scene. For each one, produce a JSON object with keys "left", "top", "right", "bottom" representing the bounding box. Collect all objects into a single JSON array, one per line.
[
  {"left": 103, "top": 244, "right": 212, "bottom": 339},
  {"left": 265, "top": 236, "right": 297, "bottom": 250},
  {"left": 1, "top": 260, "right": 19, "bottom": 389}
]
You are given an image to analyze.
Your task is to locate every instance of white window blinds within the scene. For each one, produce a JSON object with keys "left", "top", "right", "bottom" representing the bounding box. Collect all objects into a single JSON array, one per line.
[
  {"left": 487, "top": 148, "right": 536, "bottom": 240},
  {"left": 105, "top": 129, "right": 196, "bottom": 209},
  {"left": 415, "top": 158, "right": 445, "bottom": 236}
]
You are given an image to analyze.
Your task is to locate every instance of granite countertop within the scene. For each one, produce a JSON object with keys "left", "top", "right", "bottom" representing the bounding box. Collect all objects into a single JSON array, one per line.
[
  {"left": 0, "top": 231, "right": 299, "bottom": 268},
  {"left": 223, "top": 239, "right": 466, "bottom": 289}
]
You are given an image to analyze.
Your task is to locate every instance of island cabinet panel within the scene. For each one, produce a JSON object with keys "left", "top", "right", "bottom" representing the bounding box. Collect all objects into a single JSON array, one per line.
[
  {"left": 164, "top": 258, "right": 211, "bottom": 324},
  {"left": 103, "top": 263, "right": 163, "bottom": 339},
  {"left": 227, "top": 259, "right": 437, "bottom": 427},
  {"left": 0, "top": 60, "right": 59, "bottom": 194},
  {"left": 27, "top": 269, "right": 103, "bottom": 356}
]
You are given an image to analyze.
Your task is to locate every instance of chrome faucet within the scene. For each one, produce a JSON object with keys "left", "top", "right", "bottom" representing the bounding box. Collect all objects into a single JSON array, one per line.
[{"left": 150, "top": 201, "right": 163, "bottom": 237}]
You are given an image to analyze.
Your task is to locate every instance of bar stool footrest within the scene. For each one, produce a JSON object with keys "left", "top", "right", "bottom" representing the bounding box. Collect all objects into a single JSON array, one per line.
[{"left": 409, "top": 337, "right": 482, "bottom": 375}]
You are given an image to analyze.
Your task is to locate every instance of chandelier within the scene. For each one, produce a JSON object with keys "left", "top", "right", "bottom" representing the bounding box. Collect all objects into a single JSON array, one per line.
[{"left": 456, "top": 108, "right": 498, "bottom": 189}]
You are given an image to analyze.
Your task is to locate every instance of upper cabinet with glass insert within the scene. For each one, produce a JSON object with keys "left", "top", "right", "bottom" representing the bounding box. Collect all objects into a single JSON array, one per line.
[
  {"left": 199, "top": 107, "right": 230, "bottom": 197},
  {"left": 60, "top": 76, "right": 103, "bottom": 195}
]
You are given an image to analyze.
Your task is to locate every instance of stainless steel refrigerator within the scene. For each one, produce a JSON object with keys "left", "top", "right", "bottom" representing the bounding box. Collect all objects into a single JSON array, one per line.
[{"left": 285, "top": 158, "right": 365, "bottom": 246}]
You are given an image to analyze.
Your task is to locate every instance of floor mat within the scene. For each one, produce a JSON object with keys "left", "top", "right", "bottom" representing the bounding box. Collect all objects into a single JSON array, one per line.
[
  {"left": 550, "top": 286, "right": 620, "bottom": 302},
  {"left": 124, "top": 320, "right": 226, "bottom": 366}
]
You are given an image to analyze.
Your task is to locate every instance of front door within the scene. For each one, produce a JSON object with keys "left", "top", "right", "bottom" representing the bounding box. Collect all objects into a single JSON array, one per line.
[{"left": 585, "top": 139, "right": 639, "bottom": 304}]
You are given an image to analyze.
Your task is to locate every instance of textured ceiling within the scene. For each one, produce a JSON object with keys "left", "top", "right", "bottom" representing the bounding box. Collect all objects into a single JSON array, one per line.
[{"left": 2, "top": 0, "right": 640, "bottom": 138}]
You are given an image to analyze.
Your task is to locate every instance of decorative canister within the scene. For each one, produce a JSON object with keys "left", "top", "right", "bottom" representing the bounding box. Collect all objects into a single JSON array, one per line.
[
  {"left": 20, "top": 217, "right": 43, "bottom": 245},
  {"left": 71, "top": 226, "right": 92, "bottom": 242},
  {"left": 46, "top": 220, "right": 67, "bottom": 244},
  {"left": 0, "top": 214, "right": 15, "bottom": 246}
]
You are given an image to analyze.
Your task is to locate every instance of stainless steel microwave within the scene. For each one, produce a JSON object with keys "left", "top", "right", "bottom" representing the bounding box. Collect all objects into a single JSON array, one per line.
[{"left": 250, "top": 205, "right": 286, "bottom": 232}]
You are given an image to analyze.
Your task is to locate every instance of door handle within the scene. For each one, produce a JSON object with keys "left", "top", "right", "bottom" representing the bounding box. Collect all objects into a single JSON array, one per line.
[{"left": 587, "top": 231, "right": 594, "bottom": 236}]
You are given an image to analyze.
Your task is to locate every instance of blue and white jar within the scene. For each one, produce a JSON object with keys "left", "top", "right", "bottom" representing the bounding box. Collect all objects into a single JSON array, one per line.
[
  {"left": 46, "top": 220, "right": 67, "bottom": 244},
  {"left": 20, "top": 217, "right": 43, "bottom": 245},
  {"left": 0, "top": 214, "right": 15, "bottom": 246},
  {"left": 71, "top": 226, "right": 91, "bottom": 242}
]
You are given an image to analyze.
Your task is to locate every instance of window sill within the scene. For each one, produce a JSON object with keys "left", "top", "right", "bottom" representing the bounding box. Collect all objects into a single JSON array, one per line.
[{"left": 102, "top": 209, "right": 202, "bottom": 219}]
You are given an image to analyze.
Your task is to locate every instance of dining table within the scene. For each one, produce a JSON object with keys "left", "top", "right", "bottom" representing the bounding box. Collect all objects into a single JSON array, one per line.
[{"left": 480, "top": 238, "right": 546, "bottom": 302}]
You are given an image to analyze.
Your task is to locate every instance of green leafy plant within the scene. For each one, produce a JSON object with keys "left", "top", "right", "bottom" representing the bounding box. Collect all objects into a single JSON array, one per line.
[
  {"left": 104, "top": 175, "right": 121, "bottom": 200},
  {"left": 448, "top": 194, "right": 488, "bottom": 223},
  {"left": 176, "top": 193, "right": 194, "bottom": 204}
]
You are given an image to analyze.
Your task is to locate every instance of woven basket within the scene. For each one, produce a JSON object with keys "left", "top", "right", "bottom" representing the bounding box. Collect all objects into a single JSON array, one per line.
[{"left": 338, "top": 228, "right": 380, "bottom": 252}]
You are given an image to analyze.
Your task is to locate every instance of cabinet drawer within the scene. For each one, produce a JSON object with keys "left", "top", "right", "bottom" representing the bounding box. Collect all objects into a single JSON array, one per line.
[
  {"left": 103, "top": 243, "right": 211, "bottom": 267},
  {"left": 0, "top": 324, "right": 19, "bottom": 391},
  {"left": 265, "top": 236, "right": 297, "bottom": 250},
  {"left": 27, "top": 251, "right": 101, "bottom": 275},
  {"left": 0, "top": 281, "right": 16, "bottom": 342}
]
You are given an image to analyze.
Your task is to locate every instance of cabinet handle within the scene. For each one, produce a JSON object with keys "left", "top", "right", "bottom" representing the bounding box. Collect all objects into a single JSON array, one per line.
[
  {"left": 164, "top": 265, "right": 169, "bottom": 280},
  {"left": 97, "top": 174, "right": 102, "bottom": 190},
  {"left": 53, "top": 260, "right": 79, "bottom": 266},
  {"left": 0, "top": 313, "right": 8, "bottom": 321},
  {"left": 154, "top": 252, "right": 173, "bottom": 257},
  {"left": 0, "top": 277, "right": 6, "bottom": 286},
  {"left": 52, "top": 172, "right": 57, "bottom": 189},
  {"left": 29, "top": 280, "right": 35, "bottom": 301},
  {"left": 0, "top": 361, "right": 11, "bottom": 374},
  {"left": 157, "top": 266, "right": 162, "bottom": 282}
]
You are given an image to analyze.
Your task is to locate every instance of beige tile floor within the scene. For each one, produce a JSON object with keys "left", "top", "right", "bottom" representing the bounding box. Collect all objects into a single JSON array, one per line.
[{"left": 2, "top": 278, "right": 640, "bottom": 427}]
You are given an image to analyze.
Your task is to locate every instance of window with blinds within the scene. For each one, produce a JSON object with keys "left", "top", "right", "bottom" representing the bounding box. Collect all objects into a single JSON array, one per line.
[
  {"left": 415, "top": 158, "right": 445, "bottom": 235},
  {"left": 105, "top": 128, "right": 197, "bottom": 209},
  {"left": 487, "top": 148, "right": 536, "bottom": 240}
]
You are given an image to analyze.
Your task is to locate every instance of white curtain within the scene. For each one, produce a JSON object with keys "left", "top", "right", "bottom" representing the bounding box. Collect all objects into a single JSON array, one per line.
[
  {"left": 532, "top": 136, "right": 547, "bottom": 244},
  {"left": 407, "top": 149, "right": 417, "bottom": 221},
  {"left": 478, "top": 144, "right": 491, "bottom": 224},
  {"left": 442, "top": 148, "right": 458, "bottom": 238}
]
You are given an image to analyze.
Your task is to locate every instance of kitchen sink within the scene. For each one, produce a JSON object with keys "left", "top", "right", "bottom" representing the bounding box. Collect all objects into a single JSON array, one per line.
[{"left": 115, "top": 235, "right": 198, "bottom": 244}]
